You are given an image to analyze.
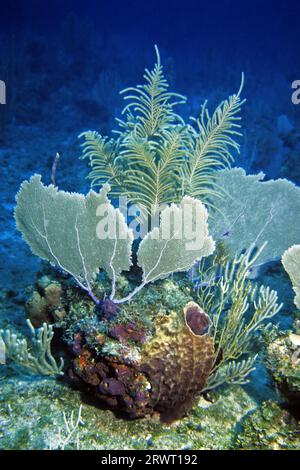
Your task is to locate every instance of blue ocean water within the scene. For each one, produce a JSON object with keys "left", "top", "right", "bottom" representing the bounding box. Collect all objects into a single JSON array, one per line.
[
  {"left": 0, "top": 0, "right": 300, "bottom": 449},
  {"left": 1, "top": 0, "right": 299, "bottom": 283}
]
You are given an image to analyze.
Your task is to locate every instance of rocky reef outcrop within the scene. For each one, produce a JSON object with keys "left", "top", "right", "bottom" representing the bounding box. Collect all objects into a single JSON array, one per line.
[{"left": 68, "top": 301, "right": 214, "bottom": 422}]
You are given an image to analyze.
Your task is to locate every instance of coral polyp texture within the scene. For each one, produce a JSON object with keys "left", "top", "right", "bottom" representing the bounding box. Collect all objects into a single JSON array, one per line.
[{"left": 140, "top": 303, "right": 214, "bottom": 422}]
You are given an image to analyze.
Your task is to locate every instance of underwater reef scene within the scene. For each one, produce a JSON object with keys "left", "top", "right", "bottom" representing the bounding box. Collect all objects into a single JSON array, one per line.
[{"left": 1, "top": 0, "right": 300, "bottom": 451}]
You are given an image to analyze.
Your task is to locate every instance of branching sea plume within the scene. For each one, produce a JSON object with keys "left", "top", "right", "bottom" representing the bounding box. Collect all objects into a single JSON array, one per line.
[{"left": 80, "top": 46, "right": 245, "bottom": 216}]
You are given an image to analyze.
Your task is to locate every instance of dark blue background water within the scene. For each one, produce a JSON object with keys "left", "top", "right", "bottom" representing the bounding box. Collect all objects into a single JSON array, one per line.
[
  {"left": 1, "top": 0, "right": 299, "bottom": 63},
  {"left": 1, "top": 1, "right": 300, "bottom": 156},
  {"left": 1, "top": 0, "right": 299, "bottom": 136},
  {"left": 0, "top": 0, "right": 300, "bottom": 290}
]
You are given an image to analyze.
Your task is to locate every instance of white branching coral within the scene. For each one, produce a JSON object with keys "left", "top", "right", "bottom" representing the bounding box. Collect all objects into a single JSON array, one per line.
[
  {"left": 202, "top": 356, "right": 257, "bottom": 392},
  {"left": 48, "top": 405, "right": 84, "bottom": 450},
  {"left": 0, "top": 320, "right": 64, "bottom": 376}
]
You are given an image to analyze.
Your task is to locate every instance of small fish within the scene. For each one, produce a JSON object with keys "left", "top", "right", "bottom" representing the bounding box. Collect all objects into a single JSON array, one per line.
[
  {"left": 192, "top": 275, "right": 222, "bottom": 290},
  {"left": 220, "top": 212, "right": 244, "bottom": 239}
]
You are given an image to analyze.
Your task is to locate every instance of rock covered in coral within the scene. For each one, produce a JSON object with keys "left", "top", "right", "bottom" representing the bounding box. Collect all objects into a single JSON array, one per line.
[
  {"left": 21, "top": 268, "right": 215, "bottom": 422},
  {"left": 69, "top": 301, "right": 214, "bottom": 422},
  {"left": 71, "top": 348, "right": 153, "bottom": 418},
  {"left": 236, "top": 401, "right": 300, "bottom": 450},
  {"left": 266, "top": 332, "right": 300, "bottom": 408},
  {"left": 109, "top": 322, "right": 146, "bottom": 343},
  {"left": 96, "top": 299, "right": 119, "bottom": 321},
  {"left": 0, "top": 374, "right": 258, "bottom": 450},
  {"left": 25, "top": 276, "right": 66, "bottom": 327}
]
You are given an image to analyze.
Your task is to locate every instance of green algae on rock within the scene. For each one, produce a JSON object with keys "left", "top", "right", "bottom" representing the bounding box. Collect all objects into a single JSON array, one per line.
[
  {"left": 236, "top": 401, "right": 300, "bottom": 450},
  {"left": 0, "top": 371, "right": 257, "bottom": 450},
  {"left": 266, "top": 332, "right": 300, "bottom": 406}
]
